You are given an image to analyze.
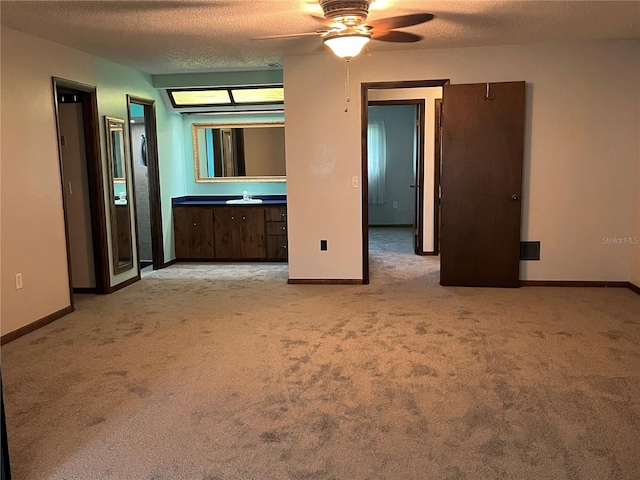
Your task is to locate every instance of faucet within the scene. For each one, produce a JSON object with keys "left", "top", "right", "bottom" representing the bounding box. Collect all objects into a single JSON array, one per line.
[{"left": 242, "top": 190, "right": 249, "bottom": 200}]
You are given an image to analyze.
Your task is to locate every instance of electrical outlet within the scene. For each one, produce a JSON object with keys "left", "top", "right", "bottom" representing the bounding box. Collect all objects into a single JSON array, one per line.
[
  {"left": 320, "top": 240, "right": 328, "bottom": 251},
  {"left": 393, "top": 201, "right": 398, "bottom": 208},
  {"left": 351, "top": 176, "right": 359, "bottom": 189},
  {"left": 15, "top": 273, "right": 23, "bottom": 290}
]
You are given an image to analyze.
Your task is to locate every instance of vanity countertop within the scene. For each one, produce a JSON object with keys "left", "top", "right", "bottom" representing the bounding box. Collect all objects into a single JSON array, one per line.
[{"left": 172, "top": 195, "right": 287, "bottom": 206}]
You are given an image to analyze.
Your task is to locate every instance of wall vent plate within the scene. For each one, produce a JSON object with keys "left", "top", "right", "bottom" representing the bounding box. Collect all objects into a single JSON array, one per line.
[{"left": 520, "top": 241, "right": 540, "bottom": 261}]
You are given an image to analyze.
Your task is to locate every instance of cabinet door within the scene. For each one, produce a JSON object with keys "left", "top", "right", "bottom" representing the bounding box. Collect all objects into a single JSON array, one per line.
[
  {"left": 266, "top": 236, "right": 288, "bottom": 260},
  {"left": 213, "top": 207, "right": 240, "bottom": 259},
  {"left": 173, "top": 207, "right": 214, "bottom": 259},
  {"left": 238, "top": 207, "right": 266, "bottom": 259}
]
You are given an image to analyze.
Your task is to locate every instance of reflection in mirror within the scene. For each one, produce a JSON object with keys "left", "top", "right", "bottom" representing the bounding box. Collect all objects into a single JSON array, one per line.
[
  {"left": 193, "top": 123, "right": 285, "bottom": 182},
  {"left": 105, "top": 116, "right": 134, "bottom": 274}
]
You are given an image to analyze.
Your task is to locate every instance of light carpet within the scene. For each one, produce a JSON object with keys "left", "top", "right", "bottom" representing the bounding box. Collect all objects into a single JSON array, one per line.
[{"left": 2, "top": 228, "right": 639, "bottom": 479}]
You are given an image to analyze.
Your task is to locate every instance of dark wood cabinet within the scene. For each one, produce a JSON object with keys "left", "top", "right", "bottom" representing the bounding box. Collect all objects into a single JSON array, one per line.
[
  {"left": 173, "top": 204, "right": 286, "bottom": 261},
  {"left": 173, "top": 207, "right": 214, "bottom": 259}
]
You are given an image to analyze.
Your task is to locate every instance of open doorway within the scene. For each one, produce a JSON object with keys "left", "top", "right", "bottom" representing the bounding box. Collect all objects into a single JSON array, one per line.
[
  {"left": 53, "top": 78, "right": 109, "bottom": 297},
  {"left": 362, "top": 81, "right": 447, "bottom": 284},
  {"left": 126, "top": 96, "right": 164, "bottom": 272},
  {"left": 367, "top": 100, "right": 422, "bottom": 264}
]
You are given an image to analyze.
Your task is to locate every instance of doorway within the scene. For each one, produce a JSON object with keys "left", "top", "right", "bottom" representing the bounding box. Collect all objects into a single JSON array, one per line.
[
  {"left": 362, "top": 80, "right": 526, "bottom": 287},
  {"left": 361, "top": 80, "right": 448, "bottom": 284},
  {"left": 53, "top": 78, "right": 109, "bottom": 297},
  {"left": 367, "top": 100, "right": 422, "bottom": 258},
  {"left": 126, "top": 96, "right": 164, "bottom": 271}
]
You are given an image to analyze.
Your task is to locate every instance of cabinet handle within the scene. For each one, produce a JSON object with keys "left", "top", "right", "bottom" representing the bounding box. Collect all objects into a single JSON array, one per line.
[
  {"left": 283, "top": 245, "right": 287, "bottom": 249},
  {"left": 242, "top": 216, "right": 246, "bottom": 220},
  {"left": 281, "top": 227, "right": 286, "bottom": 230},
  {"left": 193, "top": 223, "right": 198, "bottom": 226},
  {"left": 231, "top": 216, "right": 235, "bottom": 220}
]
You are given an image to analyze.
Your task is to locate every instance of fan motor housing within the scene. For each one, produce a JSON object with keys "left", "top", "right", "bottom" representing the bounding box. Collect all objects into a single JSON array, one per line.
[{"left": 320, "top": 0, "right": 371, "bottom": 25}]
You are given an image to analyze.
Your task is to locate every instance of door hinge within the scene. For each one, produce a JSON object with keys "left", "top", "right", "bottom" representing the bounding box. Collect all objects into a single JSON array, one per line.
[{"left": 414, "top": 228, "right": 419, "bottom": 235}]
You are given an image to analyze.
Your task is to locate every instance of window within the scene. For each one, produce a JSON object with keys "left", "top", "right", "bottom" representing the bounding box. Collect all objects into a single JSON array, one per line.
[
  {"left": 367, "top": 119, "right": 387, "bottom": 205},
  {"left": 168, "top": 86, "right": 284, "bottom": 108}
]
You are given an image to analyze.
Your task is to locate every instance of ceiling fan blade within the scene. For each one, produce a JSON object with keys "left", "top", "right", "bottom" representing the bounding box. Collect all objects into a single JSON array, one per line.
[
  {"left": 367, "top": 13, "right": 434, "bottom": 31},
  {"left": 251, "top": 31, "right": 326, "bottom": 40},
  {"left": 372, "top": 30, "right": 423, "bottom": 43},
  {"left": 309, "top": 14, "right": 334, "bottom": 26}
]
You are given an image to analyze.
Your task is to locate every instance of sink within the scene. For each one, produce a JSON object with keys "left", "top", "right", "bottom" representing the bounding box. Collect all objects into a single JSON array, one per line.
[{"left": 225, "top": 198, "right": 263, "bottom": 204}]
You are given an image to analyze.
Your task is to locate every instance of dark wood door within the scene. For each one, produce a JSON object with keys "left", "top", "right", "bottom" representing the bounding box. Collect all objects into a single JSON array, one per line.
[
  {"left": 213, "top": 207, "right": 240, "bottom": 259},
  {"left": 238, "top": 207, "right": 266, "bottom": 259},
  {"left": 173, "top": 207, "right": 214, "bottom": 259},
  {"left": 440, "top": 82, "right": 525, "bottom": 287}
]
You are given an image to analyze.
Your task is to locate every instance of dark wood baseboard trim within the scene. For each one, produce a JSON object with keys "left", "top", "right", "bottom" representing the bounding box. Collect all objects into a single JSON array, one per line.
[
  {"left": 628, "top": 282, "right": 640, "bottom": 295},
  {"left": 1, "top": 305, "right": 74, "bottom": 345},
  {"left": 288, "top": 279, "right": 363, "bottom": 285},
  {"left": 418, "top": 252, "right": 438, "bottom": 256},
  {"left": 521, "top": 280, "right": 630, "bottom": 289},
  {"left": 368, "top": 224, "right": 413, "bottom": 228},
  {"left": 107, "top": 275, "right": 140, "bottom": 293},
  {"left": 73, "top": 287, "right": 98, "bottom": 294}
]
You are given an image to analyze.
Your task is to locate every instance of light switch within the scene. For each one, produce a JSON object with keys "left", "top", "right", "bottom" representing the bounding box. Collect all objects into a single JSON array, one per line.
[{"left": 351, "top": 176, "right": 359, "bottom": 189}]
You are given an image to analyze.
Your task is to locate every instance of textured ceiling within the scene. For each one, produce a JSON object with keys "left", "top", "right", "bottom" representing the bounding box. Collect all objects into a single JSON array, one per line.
[{"left": 1, "top": 1, "right": 639, "bottom": 74}]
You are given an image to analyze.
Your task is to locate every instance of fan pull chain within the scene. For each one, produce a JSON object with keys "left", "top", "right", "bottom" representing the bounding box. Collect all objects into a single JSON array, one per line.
[{"left": 344, "top": 59, "right": 351, "bottom": 112}]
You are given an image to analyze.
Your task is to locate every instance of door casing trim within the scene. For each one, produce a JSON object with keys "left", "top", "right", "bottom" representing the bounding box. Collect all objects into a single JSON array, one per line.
[{"left": 361, "top": 79, "right": 449, "bottom": 284}]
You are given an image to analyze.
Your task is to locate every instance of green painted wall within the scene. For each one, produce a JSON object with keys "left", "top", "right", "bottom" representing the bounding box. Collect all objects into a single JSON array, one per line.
[{"left": 93, "top": 57, "right": 186, "bottom": 272}]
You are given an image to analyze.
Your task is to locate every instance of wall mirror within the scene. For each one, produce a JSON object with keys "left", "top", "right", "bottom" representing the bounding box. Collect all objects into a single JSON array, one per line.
[
  {"left": 105, "top": 116, "right": 134, "bottom": 274},
  {"left": 192, "top": 123, "right": 286, "bottom": 182}
]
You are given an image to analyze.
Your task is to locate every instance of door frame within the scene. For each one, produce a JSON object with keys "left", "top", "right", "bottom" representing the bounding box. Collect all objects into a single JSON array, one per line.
[
  {"left": 361, "top": 79, "right": 449, "bottom": 284},
  {"left": 434, "top": 98, "right": 443, "bottom": 256},
  {"left": 126, "top": 95, "right": 165, "bottom": 270},
  {"left": 52, "top": 77, "right": 109, "bottom": 297}
]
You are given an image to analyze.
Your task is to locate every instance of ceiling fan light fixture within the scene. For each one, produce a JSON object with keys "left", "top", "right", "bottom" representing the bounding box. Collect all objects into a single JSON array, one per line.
[{"left": 323, "top": 33, "right": 370, "bottom": 59}]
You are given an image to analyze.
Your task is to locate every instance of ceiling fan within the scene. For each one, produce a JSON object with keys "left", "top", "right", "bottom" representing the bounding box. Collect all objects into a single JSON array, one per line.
[{"left": 254, "top": 0, "right": 434, "bottom": 59}]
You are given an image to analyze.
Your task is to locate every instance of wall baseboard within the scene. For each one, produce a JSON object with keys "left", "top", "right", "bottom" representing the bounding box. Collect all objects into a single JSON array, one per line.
[
  {"left": 73, "top": 287, "right": 98, "bottom": 294},
  {"left": 628, "top": 282, "right": 640, "bottom": 295},
  {"left": 288, "top": 279, "right": 363, "bottom": 285},
  {"left": 368, "top": 224, "right": 413, "bottom": 228},
  {"left": 1, "top": 305, "right": 74, "bottom": 345},
  {"left": 521, "top": 280, "right": 631, "bottom": 289}
]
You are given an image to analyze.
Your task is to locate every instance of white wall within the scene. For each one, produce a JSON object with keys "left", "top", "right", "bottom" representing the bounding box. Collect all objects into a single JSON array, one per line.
[
  {"left": 284, "top": 40, "right": 640, "bottom": 282},
  {"left": 0, "top": 27, "right": 186, "bottom": 336},
  {"left": 1, "top": 27, "right": 96, "bottom": 335}
]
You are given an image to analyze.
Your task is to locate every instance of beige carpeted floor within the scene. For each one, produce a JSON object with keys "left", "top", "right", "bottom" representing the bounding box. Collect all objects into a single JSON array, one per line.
[{"left": 2, "top": 228, "right": 640, "bottom": 480}]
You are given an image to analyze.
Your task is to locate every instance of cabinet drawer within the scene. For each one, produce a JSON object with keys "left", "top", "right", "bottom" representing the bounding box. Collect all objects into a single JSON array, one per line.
[
  {"left": 266, "top": 221, "right": 287, "bottom": 236},
  {"left": 265, "top": 206, "right": 287, "bottom": 222}
]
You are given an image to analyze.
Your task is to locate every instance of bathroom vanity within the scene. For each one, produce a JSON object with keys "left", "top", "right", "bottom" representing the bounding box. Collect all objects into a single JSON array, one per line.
[{"left": 172, "top": 196, "right": 287, "bottom": 261}]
